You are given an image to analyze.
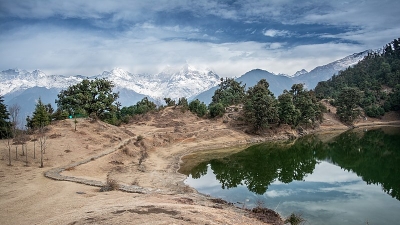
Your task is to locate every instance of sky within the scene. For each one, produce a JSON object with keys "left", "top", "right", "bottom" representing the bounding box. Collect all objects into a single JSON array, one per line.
[{"left": 1, "top": 0, "right": 399, "bottom": 78}]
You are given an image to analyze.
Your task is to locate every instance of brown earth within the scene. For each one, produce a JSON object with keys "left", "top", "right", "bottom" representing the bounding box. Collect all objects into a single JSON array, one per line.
[{"left": 1, "top": 106, "right": 399, "bottom": 225}]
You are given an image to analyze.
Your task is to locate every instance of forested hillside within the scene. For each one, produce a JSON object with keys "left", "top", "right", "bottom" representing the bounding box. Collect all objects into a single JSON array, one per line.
[{"left": 315, "top": 38, "right": 400, "bottom": 118}]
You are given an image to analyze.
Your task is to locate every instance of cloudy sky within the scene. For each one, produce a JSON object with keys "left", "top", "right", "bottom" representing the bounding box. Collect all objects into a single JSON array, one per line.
[{"left": 1, "top": 0, "right": 399, "bottom": 78}]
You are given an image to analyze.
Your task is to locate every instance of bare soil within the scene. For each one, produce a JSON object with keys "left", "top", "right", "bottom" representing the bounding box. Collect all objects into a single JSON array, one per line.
[{"left": 1, "top": 106, "right": 399, "bottom": 225}]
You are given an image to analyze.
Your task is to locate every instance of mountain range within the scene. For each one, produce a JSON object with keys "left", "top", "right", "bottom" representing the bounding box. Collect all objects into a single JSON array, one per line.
[{"left": 0, "top": 49, "right": 372, "bottom": 123}]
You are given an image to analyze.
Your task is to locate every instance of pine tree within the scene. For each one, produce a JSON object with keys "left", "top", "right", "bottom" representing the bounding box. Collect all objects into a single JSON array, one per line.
[
  {"left": 243, "top": 79, "right": 278, "bottom": 132},
  {"left": 29, "top": 98, "right": 51, "bottom": 168},
  {"left": 336, "top": 87, "right": 362, "bottom": 124},
  {"left": 278, "top": 91, "right": 300, "bottom": 126},
  {"left": 0, "top": 96, "right": 12, "bottom": 139},
  {"left": 30, "top": 98, "right": 51, "bottom": 129}
]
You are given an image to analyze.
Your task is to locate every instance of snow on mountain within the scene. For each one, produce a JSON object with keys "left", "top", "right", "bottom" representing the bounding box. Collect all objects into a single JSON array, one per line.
[
  {"left": 292, "top": 69, "right": 308, "bottom": 77},
  {"left": 294, "top": 50, "right": 374, "bottom": 89},
  {"left": 1, "top": 65, "right": 221, "bottom": 101},
  {"left": 99, "top": 64, "right": 220, "bottom": 100},
  {"left": 0, "top": 69, "right": 83, "bottom": 96}
]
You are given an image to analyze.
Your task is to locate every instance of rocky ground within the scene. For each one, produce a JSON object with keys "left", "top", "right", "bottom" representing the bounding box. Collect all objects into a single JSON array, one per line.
[{"left": 1, "top": 106, "right": 399, "bottom": 225}]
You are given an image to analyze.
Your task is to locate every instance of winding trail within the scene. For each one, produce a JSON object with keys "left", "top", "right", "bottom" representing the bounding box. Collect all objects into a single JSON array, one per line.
[{"left": 44, "top": 137, "right": 148, "bottom": 193}]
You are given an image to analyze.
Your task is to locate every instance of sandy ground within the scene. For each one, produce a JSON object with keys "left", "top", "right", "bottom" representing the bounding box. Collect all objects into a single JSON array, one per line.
[{"left": 1, "top": 106, "right": 399, "bottom": 225}]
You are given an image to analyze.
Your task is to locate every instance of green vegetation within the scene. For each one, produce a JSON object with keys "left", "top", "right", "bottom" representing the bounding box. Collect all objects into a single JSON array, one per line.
[
  {"left": 177, "top": 97, "right": 189, "bottom": 112},
  {"left": 243, "top": 79, "right": 279, "bottom": 131},
  {"left": 315, "top": 38, "right": 400, "bottom": 122},
  {"left": 211, "top": 78, "right": 246, "bottom": 106},
  {"left": 189, "top": 99, "right": 207, "bottom": 117},
  {"left": 56, "top": 78, "right": 119, "bottom": 119},
  {"left": 282, "top": 84, "right": 325, "bottom": 126},
  {"left": 164, "top": 97, "right": 176, "bottom": 106},
  {"left": 284, "top": 213, "right": 306, "bottom": 225},
  {"left": 207, "top": 77, "right": 323, "bottom": 132},
  {"left": 0, "top": 96, "right": 12, "bottom": 139},
  {"left": 335, "top": 87, "right": 362, "bottom": 125},
  {"left": 209, "top": 78, "right": 246, "bottom": 117},
  {"left": 26, "top": 98, "right": 52, "bottom": 130},
  {"left": 209, "top": 102, "right": 225, "bottom": 118},
  {"left": 117, "top": 97, "right": 157, "bottom": 124}
]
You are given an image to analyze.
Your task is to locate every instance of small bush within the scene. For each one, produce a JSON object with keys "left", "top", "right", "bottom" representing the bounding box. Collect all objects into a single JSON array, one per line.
[
  {"left": 100, "top": 178, "right": 120, "bottom": 192},
  {"left": 209, "top": 103, "right": 225, "bottom": 118},
  {"left": 284, "top": 213, "right": 305, "bottom": 225},
  {"left": 136, "top": 135, "right": 144, "bottom": 141},
  {"left": 189, "top": 99, "right": 207, "bottom": 117}
]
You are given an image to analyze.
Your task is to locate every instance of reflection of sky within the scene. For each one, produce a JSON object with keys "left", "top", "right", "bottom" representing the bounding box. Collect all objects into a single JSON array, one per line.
[{"left": 185, "top": 161, "right": 400, "bottom": 225}]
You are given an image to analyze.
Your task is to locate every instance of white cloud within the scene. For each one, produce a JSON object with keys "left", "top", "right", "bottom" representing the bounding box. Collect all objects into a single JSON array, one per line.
[
  {"left": 265, "top": 189, "right": 292, "bottom": 198},
  {"left": 263, "top": 29, "right": 290, "bottom": 37},
  {"left": 0, "top": 23, "right": 368, "bottom": 78},
  {"left": 303, "top": 161, "right": 361, "bottom": 183},
  {"left": 0, "top": 0, "right": 398, "bottom": 78},
  {"left": 269, "top": 42, "right": 285, "bottom": 49}
]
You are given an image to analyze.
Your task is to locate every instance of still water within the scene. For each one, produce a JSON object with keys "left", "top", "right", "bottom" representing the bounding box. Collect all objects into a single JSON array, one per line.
[{"left": 180, "top": 127, "right": 400, "bottom": 225}]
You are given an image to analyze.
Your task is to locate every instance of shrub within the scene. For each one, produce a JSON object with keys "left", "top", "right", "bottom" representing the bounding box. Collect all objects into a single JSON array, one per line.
[
  {"left": 100, "top": 177, "right": 120, "bottom": 192},
  {"left": 136, "top": 135, "right": 144, "bottom": 141},
  {"left": 284, "top": 213, "right": 305, "bottom": 225},
  {"left": 365, "top": 105, "right": 385, "bottom": 117},
  {"left": 189, "top": 99, "right": 207, "bottom": 117},
  {"left": 209, "top": 103, "right": 225, "bottom": 118}
]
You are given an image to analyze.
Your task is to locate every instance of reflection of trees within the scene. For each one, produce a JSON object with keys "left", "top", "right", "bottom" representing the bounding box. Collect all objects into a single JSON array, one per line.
[
  {"left": 189, "top": 161, "right": 209, "bottom": 179},
  {"left": 195, "top": 136, "right": 322, "bottom": 195},
  {"left": 187, "top": 128, "right": 400, "bottom": 200},
  {"left": 325, "top": 129, "right": 400, "bottom": 200}
]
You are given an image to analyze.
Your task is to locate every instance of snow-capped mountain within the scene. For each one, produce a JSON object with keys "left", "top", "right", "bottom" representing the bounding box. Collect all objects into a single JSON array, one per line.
[
  {"left": 292, "top": 69, "right": 308, "bottom": 77},
  {"left": 0, "top": 69, "right": 84, "bottom": 96},
  {"left": 100, "top": 64, "right": 220, "bottom": 100},
  {"left": 0, "top": 64, "right": 220, "bottom": 99},
  {"left": 294, "top": 50, "right": 373, "bottom": 89},
  {"left": 1, "top": 64, "right": 220, "bottom": 125}
]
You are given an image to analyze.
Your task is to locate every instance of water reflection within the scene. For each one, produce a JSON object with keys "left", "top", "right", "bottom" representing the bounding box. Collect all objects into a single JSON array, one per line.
[
  {"left": 183, "top": 127, "right": 400, "bottom": 200},
  {"left": 182, "top": 127, "right": 400, "bottom": 224},
  {"left": 325, "top": 128, "right": 400, "bottom": 200}
]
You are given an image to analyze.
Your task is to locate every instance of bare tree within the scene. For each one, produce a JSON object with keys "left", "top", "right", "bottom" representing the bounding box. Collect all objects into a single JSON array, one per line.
[
  {"left": 8, "top": 104, "right": 20, "bottom": 137},
  {"left": 38, "top": 127, "right": 47, "bottom": 168},
  {"left": 9, "top": 104, "right": 23, "bottom": 157},
  {"left": 25, "top": 144, "right": 28, "bottom": 166},
  {"left": 2, "top": 133, "right": 13, "bottom": 166},
  {"left": 32, "top": 136, "right": 38, "bottom": 159},
  {"left": 0, "top": 121, "right": 12, "bottom": 166}
]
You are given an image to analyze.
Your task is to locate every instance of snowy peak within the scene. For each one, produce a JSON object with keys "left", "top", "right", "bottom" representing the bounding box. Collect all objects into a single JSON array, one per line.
[
  {"left": 294, "top": 49, "right": 375, "bottom": 89},
  {"left": 93, "top": 64, "right": 221, "bottom": 99},
  {"left": 0, "top": 69, "right": 83, "bottom": 96},
  {"left": 292, "top": 69, "right": 308, "bottom": 77},
  {"left": 0, "top": 64, "right": 221, "bottom": 101},
  {"left": 331, "top": 50, "right": 373, "bottom": 71},
  {"left": 153, "top": 64, "right": 220, "bottom": 99}
]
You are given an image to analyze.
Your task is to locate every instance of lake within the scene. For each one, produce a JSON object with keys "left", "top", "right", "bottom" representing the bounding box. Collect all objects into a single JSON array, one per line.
[{"left": 180, "top": 127, "right": 400, "bottom": 225}]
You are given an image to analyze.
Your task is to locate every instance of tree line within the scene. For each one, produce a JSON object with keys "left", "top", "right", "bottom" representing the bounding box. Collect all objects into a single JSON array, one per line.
[
  {"left": 315, "top": 38, "right": 400, "bottom": 123},
  {"left": 1, "top": 77, "right": 325, "bottom": 142}
]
